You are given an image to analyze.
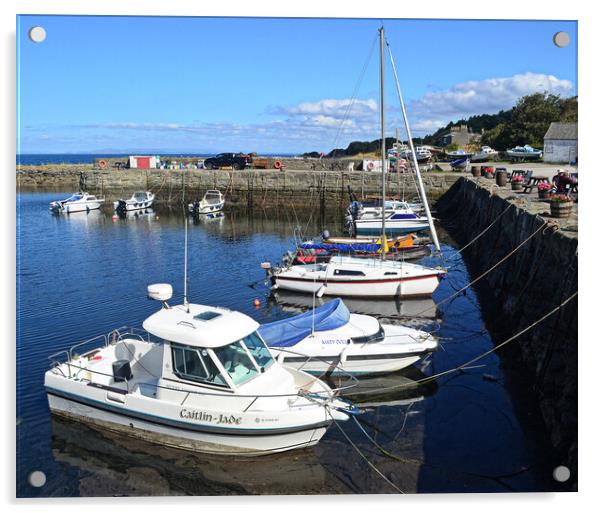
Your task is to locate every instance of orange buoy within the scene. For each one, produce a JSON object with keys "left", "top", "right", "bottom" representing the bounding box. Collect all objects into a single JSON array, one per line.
[{"left": 254, "top": 298, "right": 261, "bottom": 307}]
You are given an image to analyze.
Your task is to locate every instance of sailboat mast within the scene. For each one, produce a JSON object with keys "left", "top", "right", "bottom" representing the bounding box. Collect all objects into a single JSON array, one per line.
[
  {"left": 379, "top": 26, "right": 386, "bottom": 261},
  {"left": 386, "top": 42, "right": 441, "bottom": 253}
]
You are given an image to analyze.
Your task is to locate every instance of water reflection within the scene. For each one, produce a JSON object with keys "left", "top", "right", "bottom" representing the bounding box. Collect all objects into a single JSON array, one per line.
[
  {"left": 50, "top": 416, "right": 336, "bottom": 496},
  {"left": 270, "top": 290, "right": 440, "bottom": 322}
]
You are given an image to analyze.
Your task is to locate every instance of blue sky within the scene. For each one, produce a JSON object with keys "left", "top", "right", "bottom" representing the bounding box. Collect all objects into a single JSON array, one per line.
[{"left": 17, "top": 16, "right": 577, "bottom": 154}]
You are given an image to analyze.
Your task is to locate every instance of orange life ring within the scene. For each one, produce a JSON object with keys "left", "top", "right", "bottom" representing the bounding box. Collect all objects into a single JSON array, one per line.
[
  {"left": 274, "top": 160, "right": 282, "bottom": 169},
  {"left": 367, "top": 162, "right": 375, "bottom": 170},
  {"left": 98, "top": 159, "right": 108, "bottom": 170}
]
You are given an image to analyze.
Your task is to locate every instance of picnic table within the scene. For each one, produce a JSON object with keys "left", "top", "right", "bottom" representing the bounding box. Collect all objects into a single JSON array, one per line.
[{"left": 522, "top": 175, "right": 549, "bottom": 194}]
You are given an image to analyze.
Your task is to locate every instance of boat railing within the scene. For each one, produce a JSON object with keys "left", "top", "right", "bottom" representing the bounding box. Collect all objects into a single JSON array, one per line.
[{"left": 51, "top": 360, "right": 356, "bottom": 404}]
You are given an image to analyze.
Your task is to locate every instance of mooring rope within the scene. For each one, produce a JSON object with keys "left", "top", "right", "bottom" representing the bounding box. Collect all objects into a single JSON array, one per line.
[
  {"left": 327, "top": 410, "right": 405, "bottom": 494},
  {"left": 415, "top": 221, "right": 552, "bottom": 322},
  {"left": 349, "top": 290, "right": 577, "bottom": 397}
]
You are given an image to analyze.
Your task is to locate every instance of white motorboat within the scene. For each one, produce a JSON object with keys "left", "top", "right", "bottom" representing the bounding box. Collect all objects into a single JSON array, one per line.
[
  {"left": 188, "top": 190, "right": 225, "bottom": 215},
  {"left": 258, "top": 298, "right": 438, "bottom": 375},
  {"left": 414, "top": 146, "right": 432, "bottom": 162},
  {"left": 49, "top": 192, "right": 105, "bottom": 214},
  {"left": 506, "top": 145, "right": 542, "bottom": 161},
  {"left": 346, "top": 200, "right": 430, "bottom": 236},
  {"left": 265, "top": 255, "right": 445, "bottom": 298},
  {"left": 471, "top": 146, "right": 498, "bottom": 162},
  {"left": 114, "top": 191, "right": 155, "bottom": 213},
  {"left": 44, "top": 284, "right": 355, "bottom": 456}
]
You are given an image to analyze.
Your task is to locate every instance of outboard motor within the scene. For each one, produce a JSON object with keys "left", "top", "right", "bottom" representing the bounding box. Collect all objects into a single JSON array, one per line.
[
  {"left": 191, "top": 200, "right": 200, "bottom": 216},
  {"left": 321, "top": 229, "right": 330, "bottom": 241},
  {"left": 349, "top": 200, "right": 362, "bottom": 220},
  {"left": 115, "top": 199, "right": 128, "bottom": 215}
]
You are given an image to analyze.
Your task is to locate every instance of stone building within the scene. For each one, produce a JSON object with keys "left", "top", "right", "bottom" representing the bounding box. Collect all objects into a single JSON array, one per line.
[
  {"left": 439, "top": 125, "right": 482, "bottom": 147},
  {"left": 543, "top": 122, "right": 578, "bottom": 163}
]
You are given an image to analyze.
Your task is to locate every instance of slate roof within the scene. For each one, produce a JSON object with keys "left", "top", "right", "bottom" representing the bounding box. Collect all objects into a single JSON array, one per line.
[{"left": 544, "top": 122, "right": 578, "bottom": 140}]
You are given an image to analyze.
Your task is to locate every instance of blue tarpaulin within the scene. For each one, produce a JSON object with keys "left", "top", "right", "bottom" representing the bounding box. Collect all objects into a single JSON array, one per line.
[
  {"left": 258, "top": 299, "right": 351, "bottom": 347},
  {"left": 300, "top": 242, "right": 381, "bottom": 252}
]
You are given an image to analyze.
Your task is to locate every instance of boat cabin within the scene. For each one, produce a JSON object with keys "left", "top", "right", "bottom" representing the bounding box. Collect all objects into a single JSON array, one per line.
[{"left": 142, "top": 301, "right": 277, "bottom": 391}]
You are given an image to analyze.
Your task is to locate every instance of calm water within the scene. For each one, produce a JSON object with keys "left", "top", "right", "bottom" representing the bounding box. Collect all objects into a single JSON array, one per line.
[{"left": 16, "top": 192, "right": 562, "bottom": 496}]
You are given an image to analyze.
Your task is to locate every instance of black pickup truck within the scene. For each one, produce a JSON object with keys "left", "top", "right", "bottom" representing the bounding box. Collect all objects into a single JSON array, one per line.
[{"left": 203, "top": 153, "right": 253, "bottom": 170}]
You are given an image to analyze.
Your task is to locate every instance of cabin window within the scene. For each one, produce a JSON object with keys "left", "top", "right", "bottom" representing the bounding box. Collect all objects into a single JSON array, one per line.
[
  {"left": 334, "top": 269, "right": 365, "bottom": 276},
  {"left": 214, "top": 342, "right": 258, "bottom": 386},
  {"left": 351, "top": 324, "right": 385, "bottom": 344},
  {"left": 241, "top": 332, "right": 274, "bottom": 371},
  {"left": 87, "top": 196, "right": 96, "bottom": 201},
  {"left": 171, "top": 345, "right": 226, "bottom": 386}
]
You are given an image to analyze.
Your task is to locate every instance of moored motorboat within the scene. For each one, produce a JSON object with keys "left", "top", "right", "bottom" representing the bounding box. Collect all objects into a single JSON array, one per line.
[
  {"left": 44, "top": 284, "right": 355, "bottom": 456},
  {"left": 346, "top": 200, "right": 430, "bottom": 237},
  {"left": 188, "top": 190, "right": 225, "bottom": 216},
  {"left": 50, "top": 192, "right": 105, "bottom": 214},
  {"left": 114, "top": 191, "right": 155, "bottom": 213},
  {"left": 258, "top": 299, "right": 438, "bottom": 375}
]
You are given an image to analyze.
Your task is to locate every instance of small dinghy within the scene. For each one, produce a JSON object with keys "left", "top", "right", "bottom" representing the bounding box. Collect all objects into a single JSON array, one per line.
[
  {"left": 114, "top": 191, "right": 155, "bottom": 213},
  {"left": 188, "top": 190, "right": 225, "bottom": 215},
  {"left": 49, "top": 192, "right": 105, "bottom": 214},
  {"left": 258, "top": 299, "right": 438, "bottom": 375},
  {"left": 45, "top": 284, "right": 355, "bottom": 456}
]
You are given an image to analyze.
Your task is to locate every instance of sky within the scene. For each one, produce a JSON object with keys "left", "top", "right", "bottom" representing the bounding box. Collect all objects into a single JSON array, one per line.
[{"left": 16, "top": 16, "right": 577, "bottom": 154}]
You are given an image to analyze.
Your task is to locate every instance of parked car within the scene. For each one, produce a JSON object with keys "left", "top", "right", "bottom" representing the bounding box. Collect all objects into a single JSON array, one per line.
[{"left": 203, "top": 153, "right": 253, "bottom": 170}]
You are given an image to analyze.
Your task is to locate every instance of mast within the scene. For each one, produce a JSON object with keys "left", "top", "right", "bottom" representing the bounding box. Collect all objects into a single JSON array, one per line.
[
  {"left": 379, "top": 26, "right": 386, "bottom": 261},
  {"left": 386, "top": 42, "right": 441, "bottom": 253}
]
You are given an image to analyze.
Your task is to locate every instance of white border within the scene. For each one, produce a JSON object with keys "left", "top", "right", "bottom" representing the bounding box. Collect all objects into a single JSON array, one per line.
[{"left": 3, "top": 1, "right": 598, "bottom": 512}]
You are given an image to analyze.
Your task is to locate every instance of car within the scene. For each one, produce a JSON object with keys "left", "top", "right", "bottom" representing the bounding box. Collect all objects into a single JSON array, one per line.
[{"left": 203, "top": 153, "right": 253, "bottom": 170}]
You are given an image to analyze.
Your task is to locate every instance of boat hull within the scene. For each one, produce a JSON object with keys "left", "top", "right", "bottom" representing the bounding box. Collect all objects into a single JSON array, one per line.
[
  {"left": 47, "top": 391, "right": 328, "bottom": 456},
  {"left": 273, "top": 273, "right": 441, "bottom": 298},
  {"left": 51, "top": 201, "right": 103, "bottom": 213},
  {"left": 353, "top": 221, "right": 431, "bottom": 236},
  {"left": 274, "top": 352, "right": 422, "bottom": 375},
  {"left": 114, "top": 199, "right": 154, "bottom": 212}
]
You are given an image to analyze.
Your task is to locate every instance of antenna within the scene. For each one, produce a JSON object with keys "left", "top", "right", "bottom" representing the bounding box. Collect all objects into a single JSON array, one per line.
[{"left": 183, "top": 176, "right": 190, "bottom": 312}]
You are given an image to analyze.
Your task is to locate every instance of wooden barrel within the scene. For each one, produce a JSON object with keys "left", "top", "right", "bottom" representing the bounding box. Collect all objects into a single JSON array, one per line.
[
  {"left": 495, "top": 169, "right": 507, "bottom": 187},
  {"left": 550, "top": 201, "right": 572, "bottom": 218},
  {"left": 471, "top": 166, "right": 480, "bottom": 177}
]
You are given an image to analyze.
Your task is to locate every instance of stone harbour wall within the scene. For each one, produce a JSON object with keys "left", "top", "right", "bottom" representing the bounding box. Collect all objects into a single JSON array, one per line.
[
  {"left": 436, "top": 178, "right": 578, "bottom": 486},
  {"left": 17, "top": 166, "right": 463, "bottom": 206}
]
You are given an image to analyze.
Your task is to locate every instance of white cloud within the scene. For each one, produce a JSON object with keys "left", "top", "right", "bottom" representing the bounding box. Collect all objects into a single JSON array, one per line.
[
  {"left": 411, "top": 72, "right": 574, "bottom": 121},
  {"left": 24, "top": 74, "right": 575, "bottom": 152}
]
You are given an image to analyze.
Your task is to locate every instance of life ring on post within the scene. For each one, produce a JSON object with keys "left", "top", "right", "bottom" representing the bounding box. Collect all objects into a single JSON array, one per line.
[
  {"left": 367, "top": 162, "right": 375, "bottom": 171},
  {"left": 98, "top": 159, "right": 108, "bottom": 170},
  {"left": 274, "top": 160, "right": 282, "bottom": 170}
]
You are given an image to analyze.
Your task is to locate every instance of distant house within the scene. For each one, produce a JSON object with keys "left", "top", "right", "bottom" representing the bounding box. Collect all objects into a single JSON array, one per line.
[
  {"left": 543, "top": 123, "right": 578, "bottom": 163},
  {"left": 129, "top": 155, "right": 160, "bottom": 169},
  {"left": 439, "top": 125, "right": 481, "bottom": 147}
]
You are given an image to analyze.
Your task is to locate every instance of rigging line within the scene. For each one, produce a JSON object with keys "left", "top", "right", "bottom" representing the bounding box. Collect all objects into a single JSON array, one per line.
[
  {"left": 331, "top": 33, "right": 378, "bottom": 153},
  {"left": 349, "top": 290, "right": 577, "bottom": 397},
  {"left": 415, "top": 221, "right": 551, "bottom": 322},
  {"left": 327, "top": 410, "right": 405, "bottom": 494},
  {"left": 447, "top": 202, "right": 514, "bottom": 260}
]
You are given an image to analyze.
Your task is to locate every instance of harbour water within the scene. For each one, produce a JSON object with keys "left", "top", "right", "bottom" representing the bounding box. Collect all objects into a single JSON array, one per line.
[{"left": 17, "top": 191, "right": 565, "bottom": 496}]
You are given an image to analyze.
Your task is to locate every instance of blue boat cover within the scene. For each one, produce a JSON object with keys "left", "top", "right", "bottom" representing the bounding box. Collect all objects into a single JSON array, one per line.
[
  {"left": 300, "top": 242, "right": 381, "bottom": 252},
  {"left": 258, "top": 299, "right": 350, "bottom": 347}
]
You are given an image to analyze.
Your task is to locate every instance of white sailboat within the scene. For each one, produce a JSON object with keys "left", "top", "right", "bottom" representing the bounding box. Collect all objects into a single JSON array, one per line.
[{"left": 264, "top": 27, "right": 444, "bottom": 298}]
